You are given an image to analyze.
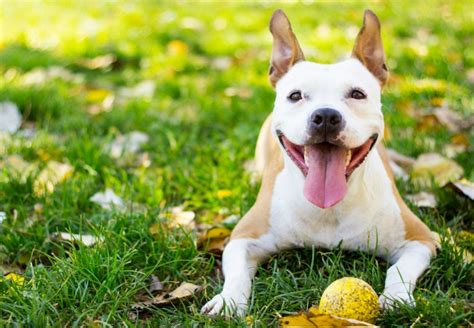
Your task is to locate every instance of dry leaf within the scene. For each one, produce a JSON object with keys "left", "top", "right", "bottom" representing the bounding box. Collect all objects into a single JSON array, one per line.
[
  {"left": 89, "top": 189, "right": 125, "bottom": 211},
  {"left": 33, "top": 161, "right": 74, "bottom": 196},
  {"left": 197, "top": 227, "right": 231, "bottom": 254},
  {"left": 79, "top": 54, "right": 116, "bottom": 69},
  {"left": 279, "top": 306, "right": 377, "bottom": 327},
  {"left": 448, "top": 179, "right": 474, "bottom": 200},
  {"left": 386, "top": 148, "right": 416, "bottom": 170},
  {"left": 418, "top": 107, "right": 469, "bottom": 133},
  {"left": 411, "top": 153, "right": 464, "bottom": 186},
  {"left": 224, "top": 87, "right": 253, "bottom": 98},
  {"left": 108, "top": 131, "right": 149, "bottom": 159},
  {"left": 131, "top": 282, "right": 202, "bottom": 309},
  {"left": 0, "top": 101, "right": 21, "bottom": 133},
  {"left": 389, "top": 160, "right": 409, "bottom": 181},
  {"left": 168, "top": 206, "right": 195, "bottom": 228},
  {"left": 406, "top": 192, "right": 437, "bottom": 208},
  {"left": 22, "top": 66, "right": 83, "bottom": 85},
  {"left": 149, "top": 275, "right": 164, "bottom": 293},
  {"left": 54, "top": 232, "right": 104, "bottom": 247},
  {"left": 118, "top": 80, "right": 155, "bottom": 99},
  {"left": 0, "top": 155, "right": 37, "bottom": 183}
]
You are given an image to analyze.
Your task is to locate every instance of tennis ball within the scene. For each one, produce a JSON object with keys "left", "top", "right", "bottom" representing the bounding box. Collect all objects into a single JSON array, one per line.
[{"left": 319, "top": 277, "right": 380, "bottom": 323}]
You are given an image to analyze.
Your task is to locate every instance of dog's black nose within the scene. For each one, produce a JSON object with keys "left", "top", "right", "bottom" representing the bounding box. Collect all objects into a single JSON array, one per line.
[{"left": 308, "top": 108, "right": 344, "bottom": 142}]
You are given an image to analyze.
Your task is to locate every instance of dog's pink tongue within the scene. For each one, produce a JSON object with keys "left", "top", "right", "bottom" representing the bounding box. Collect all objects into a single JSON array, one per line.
[{"left": 303, "top": 144, "right": 347, "bottom": 208}]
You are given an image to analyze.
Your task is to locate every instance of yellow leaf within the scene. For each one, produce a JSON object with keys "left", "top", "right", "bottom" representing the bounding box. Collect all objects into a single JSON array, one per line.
[
  {"left": 411, "top": 153, "right": 463, "bottom": 187},
  {"left": 279, "top": 307, "right": 376, "bottom": 327},
  {"left": 33, "top": 161, "right": 74, "bottom": 196},
  {"left": 149, "top": 223, "right": 161, "bottom": 235},
  {"left": 206, "top": 227, "right": 231, "bottom": 239},
  {"left": 448, "top": 179, "right": 474, "bottom": 200},
  {"left": 2, "top": 273, "right": 24, "bottom": 285},
  {"left": 217, "top": 189, "right": 233, "bottom": 199}
]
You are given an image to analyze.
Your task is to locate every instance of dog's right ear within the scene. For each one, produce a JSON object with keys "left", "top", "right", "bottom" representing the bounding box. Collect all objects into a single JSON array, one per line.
[{"left": 269, "top": 10, "right": 305, "bottom": 87}]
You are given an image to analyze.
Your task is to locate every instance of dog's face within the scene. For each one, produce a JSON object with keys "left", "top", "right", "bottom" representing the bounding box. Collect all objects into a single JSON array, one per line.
[{"left": 269, "top": 10, "right": 388, "bottom": 209}]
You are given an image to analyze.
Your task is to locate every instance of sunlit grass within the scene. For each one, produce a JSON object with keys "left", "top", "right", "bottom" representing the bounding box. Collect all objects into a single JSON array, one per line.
[{"left": 0, "top": 1, "right": 472, "bottom": 326}]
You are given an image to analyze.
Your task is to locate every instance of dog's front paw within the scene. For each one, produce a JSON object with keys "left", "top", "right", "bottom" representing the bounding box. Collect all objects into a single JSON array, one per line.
[
  {"left": 201, "top": 292, "right": 248, "bottom": 317},
  {"left": 379, "top": 287, "right": 415, "bottom": 309}
]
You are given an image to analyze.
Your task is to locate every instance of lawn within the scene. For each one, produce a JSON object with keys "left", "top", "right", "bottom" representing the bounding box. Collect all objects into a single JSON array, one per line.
[{"left": 0, "top": 1, "right": 473, "bottom": 326}]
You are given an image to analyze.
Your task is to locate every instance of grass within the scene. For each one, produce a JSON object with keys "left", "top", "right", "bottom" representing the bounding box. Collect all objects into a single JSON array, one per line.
[{"left": 0, "top": 1, "right": 473, "bottom": 326}]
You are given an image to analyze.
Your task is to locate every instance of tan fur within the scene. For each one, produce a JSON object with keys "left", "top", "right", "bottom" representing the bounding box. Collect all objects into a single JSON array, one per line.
[
  {"left": 376, "top": 144, "right": 437, "bottom": 254},
  {"left": 269, "top": 10, "right": 305, "bottom": 87},
  {"left": 352, "top": 10, "right": 388, "bottom": 86},
  {"left": 231, "top": 114, "right": 283, "bottom": 240}
]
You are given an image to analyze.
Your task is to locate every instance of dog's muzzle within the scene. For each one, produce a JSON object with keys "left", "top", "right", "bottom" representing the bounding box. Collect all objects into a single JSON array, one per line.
[{"left": 307, "top": 108, "right": 346, "bottom": 144}]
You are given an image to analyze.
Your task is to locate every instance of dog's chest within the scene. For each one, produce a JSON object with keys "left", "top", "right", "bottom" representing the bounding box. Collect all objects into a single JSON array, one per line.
[{"left": 268, "top": 160, "right": 406, "bottom": 257}]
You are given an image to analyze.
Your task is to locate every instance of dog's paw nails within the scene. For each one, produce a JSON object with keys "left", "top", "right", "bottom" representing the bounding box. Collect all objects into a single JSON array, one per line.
[
  {"left": 201, "top": 293, "right": 247, "bottom": 317},
  {"left": 379, "top": 290, "right": 415, "bottom": 309}
]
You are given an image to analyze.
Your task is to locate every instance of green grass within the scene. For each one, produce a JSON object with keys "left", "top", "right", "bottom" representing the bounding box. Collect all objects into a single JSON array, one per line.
[{"left": 0, "top": 1, "right": 473, "bottom": 326}]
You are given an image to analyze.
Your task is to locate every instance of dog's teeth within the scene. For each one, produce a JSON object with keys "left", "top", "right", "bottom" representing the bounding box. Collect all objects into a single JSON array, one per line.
[
  {"left": 304, "top": 147, "right": 309, "bottom": 166},
  {"left": 345, "top": 150, "right": 352, "bottom": 167}
]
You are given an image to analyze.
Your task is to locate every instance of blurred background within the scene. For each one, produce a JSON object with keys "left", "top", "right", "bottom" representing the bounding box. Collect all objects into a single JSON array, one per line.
[{"left": 0, "top": 1, "right": 472, "bottom": 326}]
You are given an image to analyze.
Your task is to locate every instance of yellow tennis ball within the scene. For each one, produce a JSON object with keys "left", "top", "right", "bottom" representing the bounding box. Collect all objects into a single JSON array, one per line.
[{"left": 319, "top": 277, "right": 380, "bottom": 323}]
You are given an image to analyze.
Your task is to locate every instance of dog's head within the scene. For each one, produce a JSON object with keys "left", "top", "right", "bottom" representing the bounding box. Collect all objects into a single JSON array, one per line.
[{"left": 269, "top": 10, "right": 388, "bottom": 209}]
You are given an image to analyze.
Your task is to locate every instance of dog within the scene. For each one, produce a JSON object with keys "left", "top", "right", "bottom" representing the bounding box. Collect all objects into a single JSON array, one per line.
[{"left": 201, "top": 9, "right": 437, "bottom": 317}]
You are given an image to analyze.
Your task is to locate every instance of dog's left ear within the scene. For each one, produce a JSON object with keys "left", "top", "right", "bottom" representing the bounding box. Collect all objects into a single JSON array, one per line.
[
  {"left": 352, "top": 10, "right": 388, "bottom": 87},
  {"left": 269, "top": 9, "right": 305, "bottom": 87}
]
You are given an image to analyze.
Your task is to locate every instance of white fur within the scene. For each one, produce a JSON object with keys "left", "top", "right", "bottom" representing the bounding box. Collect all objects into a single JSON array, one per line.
[{"left": 201, "top": 58, "right": 433, "bottom": 317}]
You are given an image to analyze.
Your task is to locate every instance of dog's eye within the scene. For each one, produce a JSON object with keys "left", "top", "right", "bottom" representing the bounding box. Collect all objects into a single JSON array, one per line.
[
  {"left": 288, "top": 90, "right": 303, "bottom": 102},
  {"left": 349, "top": 89, "right": 367, "bottom": 100}
]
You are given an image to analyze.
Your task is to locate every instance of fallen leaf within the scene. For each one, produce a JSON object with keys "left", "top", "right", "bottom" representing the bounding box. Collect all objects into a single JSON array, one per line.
[
  {"left": 54, "top": 232, "right": 104, "bottom": 247},
  {"left": 78, "top": 54, "right": 116, "bottom": 69},
  {"left": 168, "top": 206, "right": 195, "bottom": 228},
  {"left": 418, "top": 107, "right": 469, "bottom": 133},
  {"left": 406, "top": 192, "right": 437, "bottom": 208},
  {"left": 389, "top": 160, "right": 409, "bottom": 181},
  {"left": 22, "top": 66, "right": 84, "bottom": 85},
  {"left": 279, "top": 306, "right": 376, "bottom": 327},
  {"left": 211, "top": 56, "right": 232, "bottom": 70},
  {"left": 1, "top": 272, "right": 25, "bottom": 286},
  {"left": 108, "top": 131, "right": 149, "bottom": 159},
  {"left": 86, "top": 88, "right": 114, "bottom": 115},
  {"left": 118, "top": 80, "right": 155, "bottom": 99},
  {"left": 0, "top": 101, "right": 21, "bottom": 133},
  {"left": 448, "top": 179, "right": 474, "bottom": 200},
  {"left": 89, "top": 189, "right": 125, "bottom": 211},
  {"left": 149, "top": 275, "right": 164, "bottom": 293},
  {"left": 131, "top": 282, "right": 202, "bottom": 309},
  {"left": 148, "top": 223, "right": 161, "bottom": 236},
  {"left": 386, "top": 148, "right": 416, "bottom": 170},
  {"left": 33, "top": 161, "right": 74, "bottom": 196},
  {"left": 197, "top": 227, "right": 231, "bottom": 254},
  {"left": 0, "top": 155, "right": 37, "bottom": 183},
  {"left": 411, "top": 153, "right": 464, "bottom": 186},
  {"left": 224, "top": 86, "right": 253, "bottom": 98}
]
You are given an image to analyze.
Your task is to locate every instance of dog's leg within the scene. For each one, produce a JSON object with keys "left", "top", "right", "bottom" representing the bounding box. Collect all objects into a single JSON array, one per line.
[
  {"left": 380, "top": 241, "right": 433, "bottom": 309},
  {"left": 201, "top": 237, "right": 273, "bottom": 317}
]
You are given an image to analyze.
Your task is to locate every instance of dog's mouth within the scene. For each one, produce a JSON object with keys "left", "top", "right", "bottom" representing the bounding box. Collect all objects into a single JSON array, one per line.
[{"left": 277, "top": 131, "right": 378, "bottom": 209}]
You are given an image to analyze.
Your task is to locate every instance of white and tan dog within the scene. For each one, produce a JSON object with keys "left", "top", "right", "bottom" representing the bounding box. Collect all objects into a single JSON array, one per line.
[{"left": 201, "top": 9, "right": 437, "bottom": 317}]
